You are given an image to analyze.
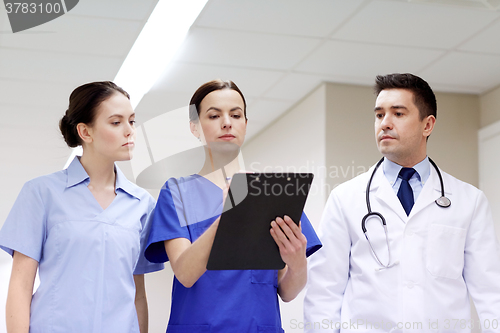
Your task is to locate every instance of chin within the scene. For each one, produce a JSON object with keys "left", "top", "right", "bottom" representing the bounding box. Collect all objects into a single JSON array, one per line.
[
  {"left": 117, "top": 152, "right": 133, "bottom": 161},
  {"left": 209, "top": 141, "right": 241, "bottom": 152}
]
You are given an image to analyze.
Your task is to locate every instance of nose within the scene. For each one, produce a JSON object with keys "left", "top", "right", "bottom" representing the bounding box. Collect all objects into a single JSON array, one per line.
[
  {"left": 125, "top": 121, "right": 135, "bottom": 137},
  {"left": 221, "top": 114, "right": 232, "bottom": 129},
  {"left": 380, "top": 114, "right": 393, "bottom": 130}
]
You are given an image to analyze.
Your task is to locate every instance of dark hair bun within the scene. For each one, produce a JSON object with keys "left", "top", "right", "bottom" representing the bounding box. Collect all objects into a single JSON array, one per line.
[
  {"left": 59, "top": 113, "right": 80, "bottom": 148},
  {"left": 59, "top": 81, "right": 129, "bottom": 148}
]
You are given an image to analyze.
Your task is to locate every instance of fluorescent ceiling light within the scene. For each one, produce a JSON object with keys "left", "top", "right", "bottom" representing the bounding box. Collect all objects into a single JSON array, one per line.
[
  {"left": 64, "top": 0, "right": 208, "bottom": 168},
  {"left": 114, "top": 0, "right": 209, "bottom": 108}
]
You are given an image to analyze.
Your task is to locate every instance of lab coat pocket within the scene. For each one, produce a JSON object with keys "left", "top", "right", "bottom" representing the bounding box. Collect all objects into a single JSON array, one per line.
[{"left": 426, "top": 224, "right": 466, "bottom": 279}]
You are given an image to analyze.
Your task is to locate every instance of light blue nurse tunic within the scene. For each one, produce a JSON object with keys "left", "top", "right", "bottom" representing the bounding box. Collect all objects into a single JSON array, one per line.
[
  {"left": 145, "top": 175, "right": 322, "bottom": 333},
  {"left": 0, "top": 157, "right": 163, "bottom": 333}
]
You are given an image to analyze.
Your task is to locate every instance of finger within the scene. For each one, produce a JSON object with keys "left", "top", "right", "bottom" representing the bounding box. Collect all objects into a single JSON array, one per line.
[
  {"left": 281, "top": 216, "right": 307, "bottom": 247},
  {"left": 276, "top": 217, "right": 302, "bottom": 252},
  {"left": 269, "top": 222, "right": 283, "bottom": 247},
  {"left": 271, "top": 220, "right": 290, "bottom": 249},
  {"left": 283, "top": 215, "right": 301, "bottom": 235},
  {"left": 277, "top": 217, "right": 298, "bottom": 242}
]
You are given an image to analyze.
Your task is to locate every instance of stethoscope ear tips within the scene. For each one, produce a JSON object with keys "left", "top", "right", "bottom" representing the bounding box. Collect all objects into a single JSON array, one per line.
[{"left": 435, "top": 196, "right": 451, "bottom": 208}]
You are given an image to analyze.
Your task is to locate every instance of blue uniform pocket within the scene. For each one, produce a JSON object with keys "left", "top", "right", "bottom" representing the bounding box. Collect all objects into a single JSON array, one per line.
[
  {"left": 251, "top": 270, "right": 278, "bottom": 287},
  {"left": 258, "top": 325, "right": 284, "bottom": 332},
  {"left": 167, "top": 324, "right": 210, "bottom": 332}
]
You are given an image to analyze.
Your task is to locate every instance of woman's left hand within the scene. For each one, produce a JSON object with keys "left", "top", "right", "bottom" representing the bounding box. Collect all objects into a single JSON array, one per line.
[{"left": 270, "top": 215, "right": 307, "bottom": 271}]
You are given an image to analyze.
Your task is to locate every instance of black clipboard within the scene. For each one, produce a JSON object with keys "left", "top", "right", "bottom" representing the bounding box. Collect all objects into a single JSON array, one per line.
[{"left": 206, "top": 172, "right": 313, "bottom": 270}]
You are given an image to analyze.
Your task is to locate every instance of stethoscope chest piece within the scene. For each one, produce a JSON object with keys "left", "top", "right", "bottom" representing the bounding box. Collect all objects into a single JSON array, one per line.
[{"left": 435, "top": 196, "right": 451, "bottom": 208}]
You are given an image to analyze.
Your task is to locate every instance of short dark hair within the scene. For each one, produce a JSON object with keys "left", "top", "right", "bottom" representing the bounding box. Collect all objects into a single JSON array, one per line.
[
  {"left": 189, "top": 79, "right": 247, "bottom": 122},
  {"left": 59, "top": 81, "right": 129, "bottom": 147},
  {"left": 374, "top": 73, "right": 437, "bottom": 120}
]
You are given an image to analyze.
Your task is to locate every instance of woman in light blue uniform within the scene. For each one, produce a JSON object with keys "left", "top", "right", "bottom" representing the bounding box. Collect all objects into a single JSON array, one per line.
[
  {"left": 145, "top": 79, "right": 322, "bottom": 333},
  {"left": 0, "top": 81, "right": 163, "bottom": 333}
]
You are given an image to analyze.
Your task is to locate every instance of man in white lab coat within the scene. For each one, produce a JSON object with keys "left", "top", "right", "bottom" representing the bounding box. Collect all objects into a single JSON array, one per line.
[{"left": 304, "top": 73, "right": 500, "bottom": 333}]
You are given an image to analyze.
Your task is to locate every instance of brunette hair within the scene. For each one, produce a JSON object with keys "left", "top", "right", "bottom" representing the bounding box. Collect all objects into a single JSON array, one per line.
[
  {"left": 59, "top": 81, "right": 129, "bottom": 147},
  {"left": 189, "top": 79, "right": 247, "bottom": 122},
  {"left": 374, "top": 73, "right": 437, "bottom": 120}
]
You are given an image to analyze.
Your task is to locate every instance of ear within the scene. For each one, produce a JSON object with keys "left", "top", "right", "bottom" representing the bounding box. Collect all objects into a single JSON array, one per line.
[
  {"left": 77, "top": 123, "right": 93, "bottom": 144},
  {"left": 190, "top": 121, "right": 200, "bottom": 140},
  {"left": 423, "top": 115, "right": 436, "bottom": 139}
]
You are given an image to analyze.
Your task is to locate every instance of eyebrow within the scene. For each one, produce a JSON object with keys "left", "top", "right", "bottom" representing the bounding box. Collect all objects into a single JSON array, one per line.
[
  {"left": 205, "top": 107, "right": 243, "bottom": 113},
  {"left": 374, "top": 105, "right": 408, "bottom": 111},
  {"left": 108, "top": 113, "right": 135, "bottom": 119}
]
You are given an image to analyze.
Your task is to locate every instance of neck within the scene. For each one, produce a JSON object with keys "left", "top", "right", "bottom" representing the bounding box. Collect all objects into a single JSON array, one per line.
[
  {"left": 387, "top": 153, "right": 427, "bottom": 168},
  {"left": 79, "top": 150, "right": 116, "bottom": 190},
  {"left": 199, "top": 145, "right": 242, "bottom": 188}
]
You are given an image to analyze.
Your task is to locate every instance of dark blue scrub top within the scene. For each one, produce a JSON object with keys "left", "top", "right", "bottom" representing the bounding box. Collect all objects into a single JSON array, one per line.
[{"left": 145, "top": 175, "right": 321, "bottom": 333}]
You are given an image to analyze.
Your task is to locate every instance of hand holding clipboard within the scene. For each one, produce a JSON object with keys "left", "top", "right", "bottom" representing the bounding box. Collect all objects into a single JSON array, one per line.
[{"left": 207, "top": 172, "right": 313, "bottom": 270}]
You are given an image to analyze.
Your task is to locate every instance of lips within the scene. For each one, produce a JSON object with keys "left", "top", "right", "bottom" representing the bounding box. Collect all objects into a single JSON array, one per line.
[
  {"left": 219, "top": 134, "right": 235, "bottom": 140},
  {"left": 378, "top": 131, "right": 396, "bottom": 141},
  {"left": 122, "top": 142, "right": 134, "bottom": 147}
]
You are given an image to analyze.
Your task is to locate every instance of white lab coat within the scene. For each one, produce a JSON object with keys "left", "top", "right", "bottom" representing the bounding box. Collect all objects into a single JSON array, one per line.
[{"left": 304, "top": 161, "right": 500, "bottom": 333}]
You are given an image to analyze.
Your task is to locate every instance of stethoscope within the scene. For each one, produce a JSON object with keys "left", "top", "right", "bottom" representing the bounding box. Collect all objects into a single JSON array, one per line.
[{"left": 362, "top": 157, "right": 451, "bottom": 269}]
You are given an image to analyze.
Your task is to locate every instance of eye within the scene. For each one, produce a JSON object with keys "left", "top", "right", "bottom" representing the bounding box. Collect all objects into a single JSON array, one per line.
[
  {"left": 112, "top": 121, "right": 120, "bottom": 125},
  {"left": 209, "top": 115, "right": 219, "bottom": 119},
  {"left": 375, "top": 113, "right": 383, "bottom": 119},
  {"left": 129, "top": 120, "right": 136, "bottom": 125},
  {"left": 395, "top": 112, "right": 403, "bottom": 117},
  {"left": 232, "top": 114, "right": 241, "bottom": 119}
]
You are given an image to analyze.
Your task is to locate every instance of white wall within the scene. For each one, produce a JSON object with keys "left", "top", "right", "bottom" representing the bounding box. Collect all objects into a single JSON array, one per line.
[
  {"left": 479, "top": 84, "right": 500, "bottom": 241},
  {"left": 479, "top": 121, "right": 500, "bottom": 242}
]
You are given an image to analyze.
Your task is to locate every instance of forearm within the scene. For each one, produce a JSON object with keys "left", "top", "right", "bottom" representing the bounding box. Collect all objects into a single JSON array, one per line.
[
  {"left": 277, "top": 259, "right": 308, "bottom": 302},
  {"left": 165, "top": 218, "right": 219, "bottom": 288},
  {"left": 6, "top": 251, "right": 37, "bottom": 333},
  {"left": 6, "top": 294, "right": 31, "bottom": 333},
  {"left": 134, "top": 275, "right": 148, "bottom": 333}
]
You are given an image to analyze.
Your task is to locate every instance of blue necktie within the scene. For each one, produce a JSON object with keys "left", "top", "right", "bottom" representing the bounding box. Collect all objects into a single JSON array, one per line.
[{"left": 397, "top": 168, "right": 416, "bottom": 216}]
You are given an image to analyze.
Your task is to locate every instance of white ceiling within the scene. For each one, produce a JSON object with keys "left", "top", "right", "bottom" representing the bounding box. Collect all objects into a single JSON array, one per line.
[{"left": 2, "top": 0, "right": 500, "bottom": 237}]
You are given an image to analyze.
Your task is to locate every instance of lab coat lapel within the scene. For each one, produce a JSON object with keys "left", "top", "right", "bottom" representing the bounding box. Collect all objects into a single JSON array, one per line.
[
  {"left": 408, "top": 165, "right": 442, "bottom": 218},
  {"left": 371, "top": 165, "right": 409, "bottom": 223}
]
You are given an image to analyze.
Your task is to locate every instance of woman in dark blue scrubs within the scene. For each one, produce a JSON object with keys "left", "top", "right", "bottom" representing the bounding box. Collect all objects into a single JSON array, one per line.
[{"left": 145, "top": 79, "right": 321, "bottom": 333}]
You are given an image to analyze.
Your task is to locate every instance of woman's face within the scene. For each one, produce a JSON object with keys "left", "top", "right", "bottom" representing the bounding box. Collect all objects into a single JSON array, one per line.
[
  {"left": 193, "top": 88, "right": 247, "bottom": 147},
  {"left": 85, "top": 92, "right": 136, "bottom": 161}
]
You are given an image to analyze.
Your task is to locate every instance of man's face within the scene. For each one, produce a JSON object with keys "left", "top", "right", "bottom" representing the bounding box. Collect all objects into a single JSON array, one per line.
[{"left": 374, "top": 88, "right": 434, "bottom": 167}]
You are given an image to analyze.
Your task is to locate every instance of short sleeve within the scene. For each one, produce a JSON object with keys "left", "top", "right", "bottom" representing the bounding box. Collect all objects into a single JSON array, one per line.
[
  {"left": 133, "top": 196, "right": 164, "bottom": 275},
  {"left": 300, "top": 212, "right": 322, "bottom": 257},
  {"left": 0, "top": 180, "right": 46, "bottom": 261},
  {"left": 144, "top": 179, "right": 190, "bottom": 263}
]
